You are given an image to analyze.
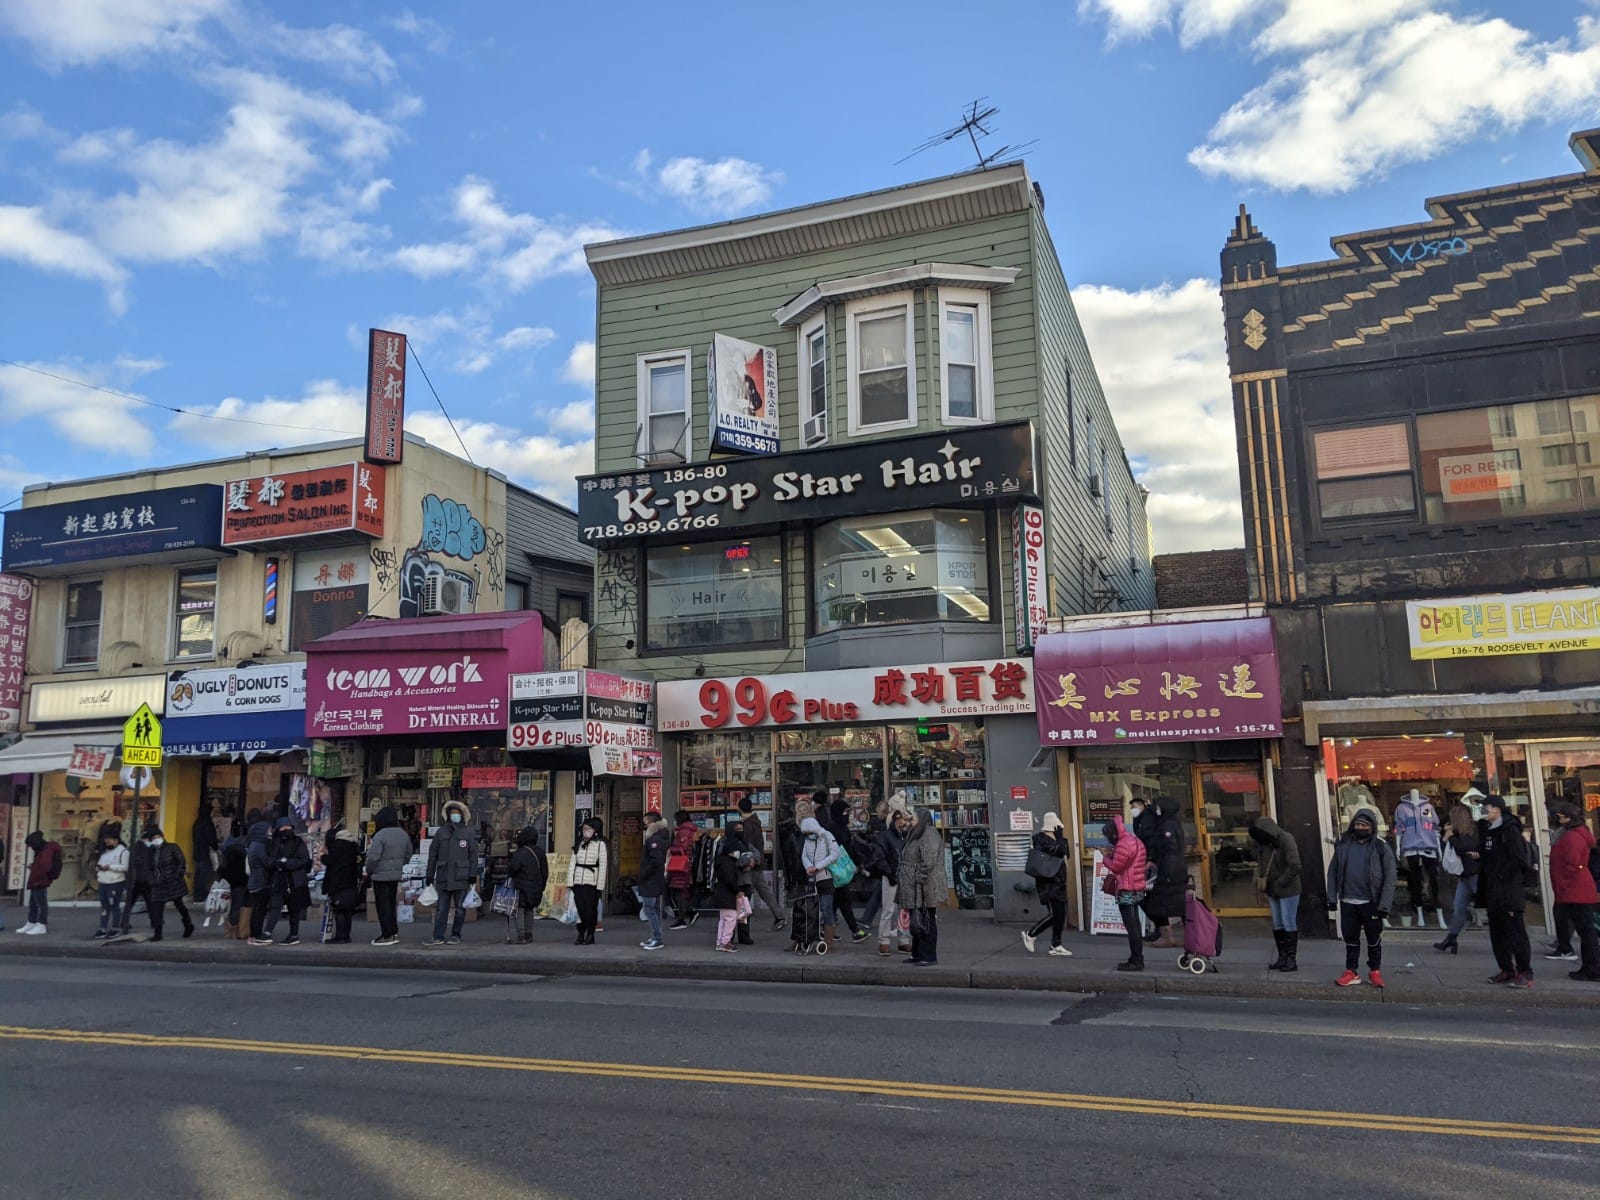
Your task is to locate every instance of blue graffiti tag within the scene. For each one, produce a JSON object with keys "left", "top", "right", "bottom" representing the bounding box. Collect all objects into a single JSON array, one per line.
[
  {"left": 1386, "top": 236, "right": 1469, "bottom": 266},
  {"left": 420, "top": 494, "right": 486, "bottom": 561}
]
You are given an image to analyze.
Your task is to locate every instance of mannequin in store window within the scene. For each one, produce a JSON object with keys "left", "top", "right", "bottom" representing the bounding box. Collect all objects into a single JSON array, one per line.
[{"left": 1393, "top": 788, "right": 1443, "bottom": 928}]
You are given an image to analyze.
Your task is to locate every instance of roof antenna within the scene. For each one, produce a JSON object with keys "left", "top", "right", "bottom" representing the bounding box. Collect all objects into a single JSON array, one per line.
[{"left": 896, "top": 98, "right": 1037, "bottom": 169}]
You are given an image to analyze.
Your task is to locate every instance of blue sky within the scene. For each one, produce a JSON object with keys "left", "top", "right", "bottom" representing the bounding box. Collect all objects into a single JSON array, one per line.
[{"left": 2, "top": 1, "right": 1598, "bottom": 554}]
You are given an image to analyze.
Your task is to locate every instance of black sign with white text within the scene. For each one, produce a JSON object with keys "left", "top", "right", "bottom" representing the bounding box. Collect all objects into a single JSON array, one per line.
[{"left": 576, "top": 422, "right": 1037, "bottom": 545}]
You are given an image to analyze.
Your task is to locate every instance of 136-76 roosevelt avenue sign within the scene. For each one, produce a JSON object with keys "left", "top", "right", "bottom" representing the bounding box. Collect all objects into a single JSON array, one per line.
[{"left": 576, "top": 422, "right": 1038, "bottom": 544}]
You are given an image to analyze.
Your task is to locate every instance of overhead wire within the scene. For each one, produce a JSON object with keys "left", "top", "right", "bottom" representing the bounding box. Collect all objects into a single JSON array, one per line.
[{"left": 406, "top": 341, "right": 473, "bottom": 464}]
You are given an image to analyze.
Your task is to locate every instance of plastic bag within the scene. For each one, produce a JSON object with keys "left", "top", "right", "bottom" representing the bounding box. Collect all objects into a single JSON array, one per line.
[
  {"left": 491, "top": 883, "right": 518, "bottom": 916},
  {"left": 203, "top": 880, "right": 230, "bottom": 914},
  {"left": 419, "top": 884, "right": 438, "bottom": 908},
  {"left": 555, "top": 893, "right": 578, "bottom": 925},
  {"left": 463, "top": 884, "right": 483, "bottom": 910}
]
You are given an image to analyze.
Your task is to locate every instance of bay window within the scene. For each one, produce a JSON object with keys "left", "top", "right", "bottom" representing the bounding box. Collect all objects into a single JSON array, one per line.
[{"left": 813, "top": 509, "right": 990, "bottom": 632}]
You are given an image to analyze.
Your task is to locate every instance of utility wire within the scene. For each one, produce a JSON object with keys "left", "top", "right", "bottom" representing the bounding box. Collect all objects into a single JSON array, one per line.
[{"left": 407, "top": 341, "right": 473, "bottom": 464}]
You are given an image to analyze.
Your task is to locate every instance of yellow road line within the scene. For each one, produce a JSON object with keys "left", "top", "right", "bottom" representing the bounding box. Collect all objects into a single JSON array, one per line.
[{"left": 1, "top": 1025, "right": 1593, "bottom": 1145}]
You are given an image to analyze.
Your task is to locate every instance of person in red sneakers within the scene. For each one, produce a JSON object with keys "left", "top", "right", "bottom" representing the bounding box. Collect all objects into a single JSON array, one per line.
[
  {"left": 1326, "top": 808, "right": 1396, "bottom": 988},
  {"left": 1549, "top": 802, "right": 1600, "bottom": 982}
]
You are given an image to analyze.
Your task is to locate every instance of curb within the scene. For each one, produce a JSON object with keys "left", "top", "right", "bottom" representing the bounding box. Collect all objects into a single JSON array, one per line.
[{"left": 3, "top": 939, "right": 1596, "bottom": 1010}]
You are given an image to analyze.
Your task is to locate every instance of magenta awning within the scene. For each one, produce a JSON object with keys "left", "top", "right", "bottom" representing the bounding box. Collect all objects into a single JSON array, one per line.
[
  {"left": 1033, "top": 616, "right": 1282, "bottom": 747},
  {"left": 304, "top": 611, "right": 545, "bottom": 655}
]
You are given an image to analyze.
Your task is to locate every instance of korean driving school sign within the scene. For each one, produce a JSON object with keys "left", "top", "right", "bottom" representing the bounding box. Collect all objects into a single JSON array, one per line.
[{"left": 708, "top": 333, "right": 779, "bottom": 456}]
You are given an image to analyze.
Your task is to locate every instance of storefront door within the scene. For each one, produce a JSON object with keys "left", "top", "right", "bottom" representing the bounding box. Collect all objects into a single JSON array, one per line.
[
  {"left": 1522, "top": 742, "right": 1597, "bottom": 935},
  {"left": 1190, "top": 763, "right": 1271, "bottom": 916}
]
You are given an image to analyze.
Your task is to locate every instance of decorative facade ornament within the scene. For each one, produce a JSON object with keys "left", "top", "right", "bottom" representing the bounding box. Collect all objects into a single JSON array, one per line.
[{"left": 1242, "top": 308, "right": 1268, "bottom": 351}]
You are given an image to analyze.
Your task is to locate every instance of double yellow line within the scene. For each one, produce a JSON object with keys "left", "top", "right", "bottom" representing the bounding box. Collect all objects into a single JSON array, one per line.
[{"left": 1, "top": 1024, "right": 1592, "bottom": 1145}]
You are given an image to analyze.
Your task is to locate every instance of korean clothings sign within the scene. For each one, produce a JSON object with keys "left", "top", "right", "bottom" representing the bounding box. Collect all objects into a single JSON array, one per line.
[
  {"left": 2, "top": 484, "right": 224, "bottom": 573},
  {"left": 1407, "top": 587, "right": 1600, "bottom": 659},
  {"left": 221, "top": 463, "right": 386, "bottom": 546},
  {"left": 1032, "top": 617, "right": 1282, "bottom": 745}
]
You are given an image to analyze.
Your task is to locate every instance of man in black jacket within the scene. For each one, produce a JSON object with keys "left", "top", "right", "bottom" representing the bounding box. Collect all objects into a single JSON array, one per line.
[
  {"left": 191, "top": 799, "right": 219, "bottom": 901},
  {"left": 505, "top": 826, "right": 549, "bottom": 945},
  {"left": 145, "top": 822, "right": 195, "bottom": 941},
  {"left": 636, "top": 813, "right": 668, "bottom": 950},
  {"left": 1476, "top": 795, "right": 1534, "bottom": 987}
]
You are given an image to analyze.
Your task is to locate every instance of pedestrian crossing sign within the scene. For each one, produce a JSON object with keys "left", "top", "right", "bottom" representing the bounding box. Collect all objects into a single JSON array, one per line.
[{"left": 122, "top": 702, "right": 163, "bottom": 768}]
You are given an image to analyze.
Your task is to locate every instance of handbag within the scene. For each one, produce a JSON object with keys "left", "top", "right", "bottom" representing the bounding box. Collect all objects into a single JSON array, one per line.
[
  {"left": 907, "top": 907, "right": 930, "bottom": 937},
  {"left": 1025, "top": 847, "right": 1064, "bottom": 880},
  {"left": 1441, "top": 840, "right": 1463, "bottom": 875},
  {"left": 490, "top": 883, "right": 519, "bottom": 916},
  {"left": 1100, "top": 873, "right": 1120, "bottom": 897},
  {"left": 462, "top": 883, "right": 483, "bottom": 910},
  {"left": 827, "top": 847, "right": 857, "bottom": 888}
]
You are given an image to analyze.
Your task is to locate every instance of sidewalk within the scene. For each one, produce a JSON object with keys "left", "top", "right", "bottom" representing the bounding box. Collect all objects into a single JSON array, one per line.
[{"left": 4, "top": 903, "right": 1597, "bottom": 1009}]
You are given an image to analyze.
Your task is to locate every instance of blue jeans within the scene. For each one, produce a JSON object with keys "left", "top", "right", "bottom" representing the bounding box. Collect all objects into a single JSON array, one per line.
[
  {"left": 640, "top": 894, "right": 663, "bottom": 941},
  {"left": 1268, "top": 894, "right": 1300, "bottom": 932},
  {"left": 432, "top": 889, "right": 467, "bottom": 940},
  {"left": 1446, "top": 875, "right": 1477, "bottom": 939},
  {"left": 98, "top": 882, "right": 126, "bottom": 931}
]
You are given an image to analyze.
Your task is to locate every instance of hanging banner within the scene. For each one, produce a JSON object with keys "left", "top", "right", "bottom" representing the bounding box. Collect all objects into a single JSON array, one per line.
[
  {"left": 1011, "top": 504, "right": 1047, "bottom": 652},
  {"left": 1089, "top": 850, "right": 1125, "bottom": 935},
  {"left": 708, "top": 333, "right": 779, "bottom": 456},
  {"left": 365, "top": 328, "right": 406, "bottom": 465},
  {"left": 0, "top": 574, "right": 32, "bottom": 733},
  {"left": 67, "top": 745, "right": 113, "bottom": 780}
]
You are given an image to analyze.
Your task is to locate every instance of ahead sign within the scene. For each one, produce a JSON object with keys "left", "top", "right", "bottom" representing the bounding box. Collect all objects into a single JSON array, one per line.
[{"left": 122, "top": 702, "right": 163, "bottom": 768}]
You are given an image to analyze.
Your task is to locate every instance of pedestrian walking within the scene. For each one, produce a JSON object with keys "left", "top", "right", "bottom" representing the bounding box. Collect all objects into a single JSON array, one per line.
[
  {"left": 505, "top": 826, "right": 549, "bottom": 945},
  {"left": 264, "top": 817, "right": 311, "bottom": 946},
  {"left": 1249, "top": 815, "right": 1302, "bottom": 971},
  {"left": 1327, "top": 807, "right": 1397, "bottom": 988},
  {"left": 567, "top": 817, "right": 607, "bottom": 945},
  {"left": 1547, "top": 802, "right": 1599, "bottom": 983},
  {"left": 364, "top": 805, "right": 410, "bottom": 946},
  {"left": 1020, "top": 812, "right": 1073, "bottom": 957},
  {"left": 897, "top": 808, "right": 948, "bottom": 966},
  {"left": 712, "top": 824, "right": 744, "bottom": 953},
  {"left": 320, "top": 822, "right": 363, "bottom": 944},
  {"left": 666, "top": 810, "right": 698, "bottom": 930},
  {"left": 92, "top": 823, "right": 129, "bottom": 939},
  {"left": 218, "top": 820, "right": 249, "bottom": 939},
  {"left": 1476, "top": 795, "right": 1534, "bottom": 987},
  {"left": 1140, "top": 796, "right": 1187, "bottom": 947},
  {"left": 737, "top": 797, "right": 783, "bottom": 929},
  {"left": 426, "top": 799, "right": 477, "bottom": 947},
  {"left": 190, "top": 799, "right": 219, "bottom": 902},
  {"left": 1434, "top": 804, "right": 1479, "bottom": 954},
  {"left": 799, "top": 813, "right": 842, "bottom": 945},
  {"left": 244, "top": 810, "right": 275, "bottom": 945},
  {"left": 1101, "top": 816, "right": 1148, "bottom": 971},
  {"left": 869, "top": 800, "right": 912, "bottom": 956},
  {"left": 813, "top": 793, "right": 866, "bottom": 943},
  {"left": 18, "top": 830, "right": 62, "bottom": 936},
  {"left": 145, "top": 821, "right": 195, "bottom": 941}
]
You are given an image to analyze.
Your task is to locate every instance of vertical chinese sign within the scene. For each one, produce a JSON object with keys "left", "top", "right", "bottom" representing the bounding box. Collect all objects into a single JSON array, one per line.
[
  {"left": 365, "top": 328, "right": 406, "bottom": 465},
  {"left": 0, "top": 574, "right": 31, "bottom": 733}
]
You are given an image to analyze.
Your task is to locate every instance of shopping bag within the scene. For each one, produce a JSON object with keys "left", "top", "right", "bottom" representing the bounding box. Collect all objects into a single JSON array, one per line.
[
  {"left": 397, "top": 904, "right": 414, "bottom": 924},
  {"left": 319, "top": 904, "right": 333, "bottom": 944},
  {"left": 555, "top": 894, "right": 578, "bottom": 925},
  {"left": 462, "top": 884, "right": 483, "bottom": 910},
  {"left": 490, "top": 883, "right": 519, "bottom": 916},
  {"left": 418, "top": 884, "right": 438, "bottom": 908},
  {"left": 827, "top": 847, "right": 857, "bottom": 887},
  {"left": 202, "top": 881, "right": 230, "bottom": 925}
]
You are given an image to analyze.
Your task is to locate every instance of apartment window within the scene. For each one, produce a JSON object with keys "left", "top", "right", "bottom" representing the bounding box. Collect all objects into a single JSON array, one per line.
[
  {"left": 939, "top": 288, "right": 992, "bottom": 425},
  {"left": 637, "top": 350, "right": 691, "bottom": 463},
  {"left": 1417, "top": 397, "right": 1600, "bottom": 522},
  {"left": 645, "top": 537, "right": 783, "bottom": 652},
  {"left": 172, "top": 566, "right": 217, "bottom": 660},
  {"left": 847, "top": 293, "right": 916, "bottom": 434},
  {"left": 813, "top": 510, "right": 990, "bottom": 632},
  {"left": 62, "top": 580, "right": 102, "bottom": 669},
  {"left": 1312, "top": 422, "right": 1416, "bottom": 521},
  {"left": 800, "top": 316, "right": 828, "bottom": 445},
  {"left": 504, "top": 579, "right": 528, "bottom": 611},
  {"left": 557, "top": 592, "right": 589, "bottom": 628}
]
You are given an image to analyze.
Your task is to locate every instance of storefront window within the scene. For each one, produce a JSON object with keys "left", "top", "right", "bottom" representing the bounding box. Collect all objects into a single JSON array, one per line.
[
  {"left": 1078, "top": 754, "right": 1191, "bottom": 850},
  {"left": 1418, "top": 397, "right": 1600, "bottom": 522},
  {"left": 679, "top": 731, "right": 773, "bottom": 815},
  {"left": 891, "top": 720, "right": 989, "bottom": 909},
  {"left": 645, "top": 537, "right": 783, "bottom": 652},
  {"left": 813, "top": 509, "right": 990, "bottom": 632},
  {"left": 36, "top": 768, "right": 159, "bottom": 901}
]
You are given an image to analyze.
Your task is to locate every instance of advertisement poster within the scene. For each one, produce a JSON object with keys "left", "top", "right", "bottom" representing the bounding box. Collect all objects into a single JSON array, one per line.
[
  {"left": 708, "top": 333, "right": 779, "bottom": 456},
  {"left": 1089, "top": 850, "right": 1125, "bottom": 935}
]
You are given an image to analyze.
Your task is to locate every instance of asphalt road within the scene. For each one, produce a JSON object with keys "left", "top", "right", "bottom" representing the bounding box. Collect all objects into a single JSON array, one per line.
[{"left": 0, "top": 959, "right": 1594, "bottom": 1200}]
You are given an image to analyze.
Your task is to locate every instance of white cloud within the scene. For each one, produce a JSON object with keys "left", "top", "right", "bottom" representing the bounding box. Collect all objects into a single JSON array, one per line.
[
  {"left": 563, "top": 340, "right": 595, "bottom": 387},
  {"left": 497, "top": 326, "right": 557, "bottom": 352},
  {"left": 630, "top": 149, "right": 783, "bottom": 216},
  {"left": 166, "top": 378, "right": 364, "bottom": 453},
  {"left": 0, "top": 0, "right": 228, "bottom": 68},
  {"left": 0, "top": 206, "right": 128, "bottom": 312},
  {"left": 1070, "top": 278, "right": 1243, "bottom": 554},
  {"left": 384, "top": 10, "right": 451, "bottom": 53},
  {"left": 260, "top": 21, "right": 396, "bottom": 84},
  {"left": 411, "top": 412, "right": 594, "bottom": 503},
  {"left": 365, "top": 308, "right": 558, "bottom": 375},
  {"left": 0, "top": 358, "right": 158, "bottom": 454}
]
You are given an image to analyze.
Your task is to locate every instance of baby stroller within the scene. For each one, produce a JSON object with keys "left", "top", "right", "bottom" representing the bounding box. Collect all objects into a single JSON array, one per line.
[
  {"left": 788, "top": 886, "right": 828, "bottom": 955},
  {"left": 1177, "top": 878, "right": 1222, "bottom": 974}
]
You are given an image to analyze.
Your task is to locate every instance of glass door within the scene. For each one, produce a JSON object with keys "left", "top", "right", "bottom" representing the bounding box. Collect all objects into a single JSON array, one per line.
[
  {"left": 1522, "top": 742, "right": 1600, "bottom": 936},
  {"left": 1191, "top": 763, "right": 1271, "bottom": 916}
]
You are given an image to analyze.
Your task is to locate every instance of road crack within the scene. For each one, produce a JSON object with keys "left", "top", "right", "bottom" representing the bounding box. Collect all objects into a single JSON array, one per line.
[{"left": 1171, "top": 1028, "right": 1201, "bottom": 1104}]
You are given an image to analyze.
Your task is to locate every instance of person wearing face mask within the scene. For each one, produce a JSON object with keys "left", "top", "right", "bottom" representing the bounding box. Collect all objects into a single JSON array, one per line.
[
  {"left": 143, "top": 821, "right": 195, "bottom": 941},
  {"left": 1326, "top": 808, "right": 1397, "bottom": 988},
  {"left": 1476, "top": 795, "right": 1534, "bottom": 987},
  {"left": 92, "top": 822, "right": 129, "bottom": 940},
  {"left": 567, "top": 817, "right": 608, "bottom": 945},
  {"left": 425, "top": 800, "right": 477, "bottom": 947},
  {"left": 261, "top": 817, "right": 311, "bottom": 946}
]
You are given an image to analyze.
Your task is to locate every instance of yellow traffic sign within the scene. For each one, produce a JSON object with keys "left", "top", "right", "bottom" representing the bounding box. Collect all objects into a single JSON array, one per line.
[{"left": 122, "top": 703, "right": 163, "bottom": 769}]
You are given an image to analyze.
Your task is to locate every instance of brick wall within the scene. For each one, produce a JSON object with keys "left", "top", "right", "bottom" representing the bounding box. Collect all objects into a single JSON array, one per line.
[{"left": 1153, "top": 548, "right": 1248, "bottom": 609}]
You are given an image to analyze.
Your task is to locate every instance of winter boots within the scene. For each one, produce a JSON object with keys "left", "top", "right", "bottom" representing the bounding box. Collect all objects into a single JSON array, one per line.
[
  {"left": 823, "top": 923, "right": 837, "bottom": 946},
  {"left": 1269, "top": 930, "right": 1298, "bottom": 972}
]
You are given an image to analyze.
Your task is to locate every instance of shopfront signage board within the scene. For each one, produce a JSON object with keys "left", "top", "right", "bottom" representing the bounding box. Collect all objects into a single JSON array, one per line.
[
  {"left": 576, "top": 421, "right": 1038, "bottom": 545},
  {"left": 461, "top": 766, "right": 517, "bottom": 790},
  {"left": 1406, "top": 586, "right": 1600, "bottom": 659},
  {"left": 6, "top": 806, "right": 27, "bottom": 890},
  {"left": 163, "top": 662, "right": 308, "bottom": 757},
  {"left": 657, "top": 657, "right": 1035, "bottom": 733},
  {"left": 1011, "top": 504, "right": 1048, "bottom": 652},
  {"left": 427, "top": 767, "right": 457, "bottom": 788},
  {"left": 308, "top": 643, "right": 536, "bottom": 737},
  {"left": 221, "top": 463, "right": 386, "bottom": 546},
  {"left": 1032, "top": 617, "right": 1282, "bottom": 746},
  {"left": 28, "top": 673, "right": 167, "bottom": 727},
  {"left": 2, "top": 484, "right": 225, "bottom": 573},
  {"left": 122, "top": 703, "right": 163, "bottom": 768},
  {"left": 589, "top": 744, "right": 663, "bottom": 777},
  {"left": 365, "top": 328, "right": 406, "bottom": 465},
  {"left": 67, "top": 745, "right": 113, "bottom": 780},
  {"left": 0, "top": 574, "right": 32, "bottom": 733},
  {"left": 708, "top": 332, "right": 779, "bottom": 456},
  {"left": 506, "top": 670, "right": 656, "bottom": 757}
]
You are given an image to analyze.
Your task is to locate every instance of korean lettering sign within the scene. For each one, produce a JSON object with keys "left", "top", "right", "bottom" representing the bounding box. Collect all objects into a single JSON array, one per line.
[
  {"left": 1407, "top": 586, "right": 1600, "bottom": 659},
  {"left": 365, "top": 328, "right": 406, "bottom": 465},
  {"left": 221, "top": 463, "right": 386, "bottom": 545},
  {"left": 1, "top": 484, "right": 224, "bottom": 571},
  {"left": 507, "top": 670, "right": 657, "bottom": 754},
  {"left": 708, "top": 333, "right": 780, "bottom": 456},
  {"left": 576, "top": 421, "right": 1038, "bottom": 545},
  {"left": 1032, "top": 617, "right": 1282, "bottom": 745},
  {"left": 0, "top": 574, "right": 32, "bottom": 733},
  {"left": 656, "top": 658, "right": 1034, "bottom": 732}
]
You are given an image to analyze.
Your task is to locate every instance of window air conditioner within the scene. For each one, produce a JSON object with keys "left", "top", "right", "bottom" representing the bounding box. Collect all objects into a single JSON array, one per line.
[
  {"left": 421, "top": 576, "right": 471, "bottom": 616},
  {"left": 383, "top": 746, "right": 423, "bottom": 776},
  {"left": 802, "top": 412, "right": 828, "bottom": 445},
  {"left": 1087, "top": 474, "right": 1103, "bottom": 498}
]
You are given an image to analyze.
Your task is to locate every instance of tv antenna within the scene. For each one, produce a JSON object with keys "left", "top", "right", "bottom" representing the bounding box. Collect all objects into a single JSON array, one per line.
[{"left": 897, "top": 99, "right": 1037, "bottom": 169}]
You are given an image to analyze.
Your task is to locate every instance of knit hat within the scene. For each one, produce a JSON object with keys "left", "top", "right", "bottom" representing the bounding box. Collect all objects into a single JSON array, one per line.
[{"left": 1041, "top": 812, "right": 1064, "bottom": 834}]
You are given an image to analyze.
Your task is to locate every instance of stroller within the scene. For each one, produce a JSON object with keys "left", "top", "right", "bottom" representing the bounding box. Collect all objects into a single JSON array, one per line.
[
  {"left": 788, "top": 886, "right": 828, "bottom": 955},
  {"left": 1176, "top": 877, "right": 1223, "bottom": 974}
]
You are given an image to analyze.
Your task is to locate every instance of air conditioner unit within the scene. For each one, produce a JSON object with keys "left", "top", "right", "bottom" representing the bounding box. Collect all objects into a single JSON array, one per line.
[
  {"left": 382, "top": 746, "right": 423, "bottom": 776},
  {"left": 802, "top": 412, "right": 828, "bottom": 445},
  {"left": 1087, "top": 474, "right": 1103, "bottom": 498},
  {"left": 421, "top": 576, "right": 471, "bottom": 616}
]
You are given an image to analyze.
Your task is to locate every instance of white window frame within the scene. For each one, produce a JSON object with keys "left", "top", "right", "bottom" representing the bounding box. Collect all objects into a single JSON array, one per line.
[
  {"left": 798, "top": 314, "right": 829, "bottom": 446},
  {"left": 937, "top": 287, "right": 993, "bottom": 426},
  {"left": 846, "top": 292, "right": 917, "bottom": 436},
  {"left": 170, "top": 563, "right": 218, "bottom": 661},
  {"left": 636, "top": 349, "right": 693, "bottom": 463},
  {"left": 61, "top": 577, "right": 102, "bottom": 671}
]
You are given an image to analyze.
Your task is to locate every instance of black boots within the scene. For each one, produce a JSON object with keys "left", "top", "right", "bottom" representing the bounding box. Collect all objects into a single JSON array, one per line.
[
  {"left": 1269, "top": 930, "right": 1298, "bottom": 972},
  {"left": 736, "top": 924, "right": 754, "bottom": 946},
  {"left": 1433, "top": 935, "right": 1458, "bottom": 954},
  {"left": 1268, "top": 930, "right": 1286, "bottom": 970}
]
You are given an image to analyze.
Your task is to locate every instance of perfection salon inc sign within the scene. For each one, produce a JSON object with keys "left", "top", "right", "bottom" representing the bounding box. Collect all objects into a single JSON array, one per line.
[
  {"left": 576, "top": 422, "right": 1038, "bottom": 545},
  {"left": 221, "top": 463, "right": 386, "bottom": 546},
  {"left": 657, "top": 658, "right": 1035, "bottom": 732}
]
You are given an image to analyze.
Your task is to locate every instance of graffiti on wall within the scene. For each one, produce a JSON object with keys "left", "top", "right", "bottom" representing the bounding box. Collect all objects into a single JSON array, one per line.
[
  {"left": 393, "top": 493, "right": 504, "bottom": 617},
  {"left": 1385, "top": 236, "right": 1469, "bottom": 267},
  {"left": 596, "top": 547, "right": 638, "bottom": 622}
]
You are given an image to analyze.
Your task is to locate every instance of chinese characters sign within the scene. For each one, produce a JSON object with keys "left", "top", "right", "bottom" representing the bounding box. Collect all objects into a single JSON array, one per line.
[
  {"left": 1033, "top": 617, "right": 1281, "bottom": 745},
  {"left": 657, "top": 658, "right": 1034, "bottom": 732},
  {"left": 365, "top": 328, "right": 406, "bottom": 465},
  {"left": 221, "top": 463, "right": 386, "bottom": 545},
  {"left": 0, "top": 574, "right": 31, "bottom": 733},
  {"left": 1, "top": 484, "right": 223, "bottom": 573},
  {"left": 1012, "top": 504, "right": 1047, "bottom": 652},
  {"left": 708, "top": 333, "right": 779, "bottom": 456},
  {"left": 1407, "top": 587, "right": 1600, "bottom": 659},
  {"left": 507, "top": 669, "right": 657, "bottom": 761}
]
